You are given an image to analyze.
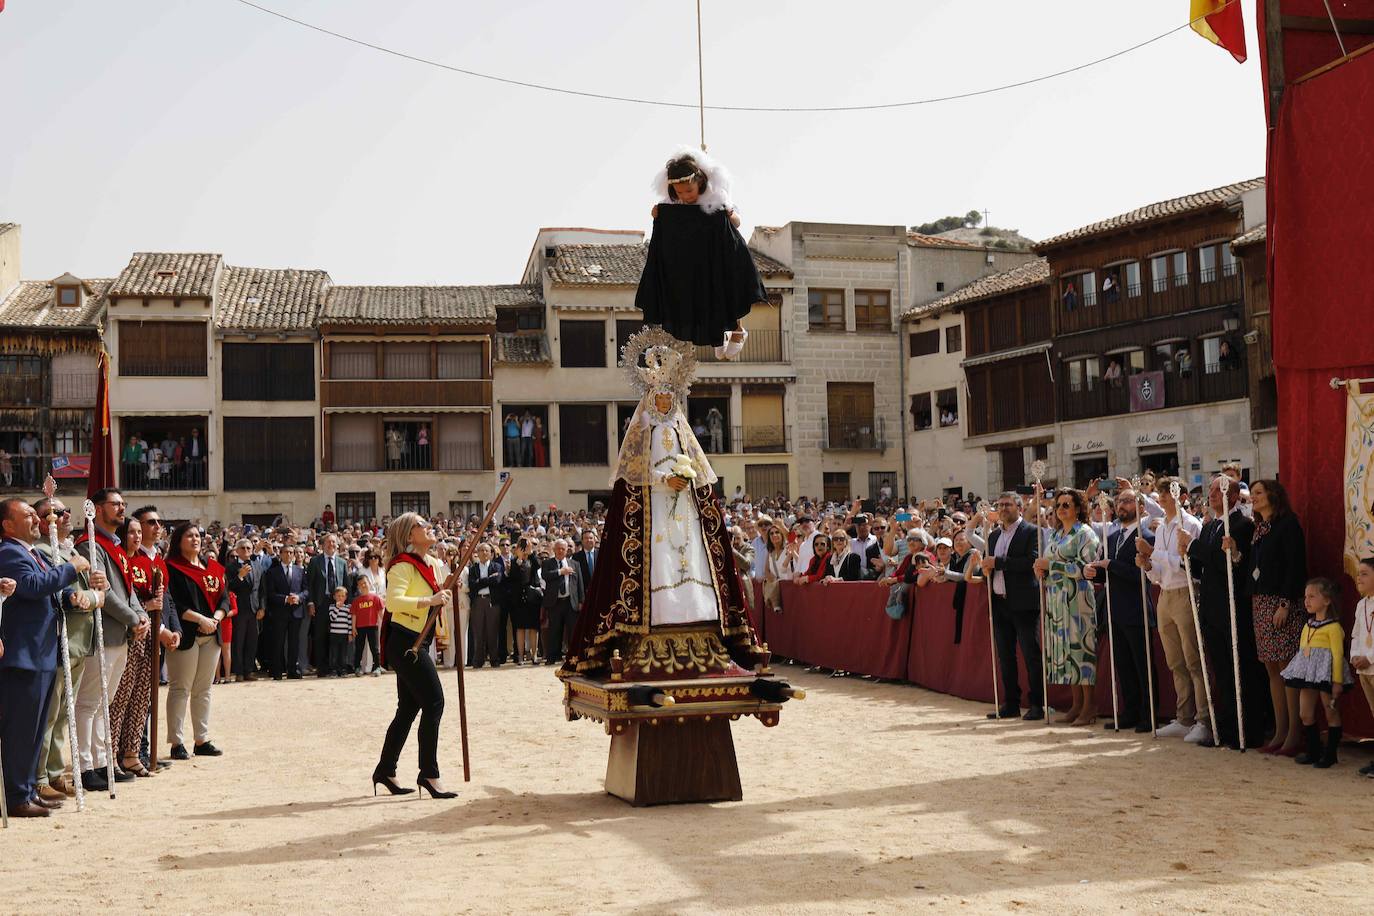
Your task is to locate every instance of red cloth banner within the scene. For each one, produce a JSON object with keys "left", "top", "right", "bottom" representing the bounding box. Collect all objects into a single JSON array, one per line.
[
  {"left": 770, "top": 582, "right": 910, "bottom": 680},
  {"left": 86, "top": 350, "right": 116, "bottom": 498}
]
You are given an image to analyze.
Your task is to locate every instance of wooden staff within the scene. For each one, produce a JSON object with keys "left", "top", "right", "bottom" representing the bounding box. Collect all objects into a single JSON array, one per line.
[
  {"left": 0, "top": 593, "right": 6, "bottom": 826},
  {"left": 978, "top": 502, "right": 1001, "bottom": 716},
  {"left": 405, "top": 474, "right": 514, "bottom": 782},
  {"left": 1219, "top": 476, "right": 1246, "bottom": 751},
  {"left": 42, "top": 478, "right": 85, "bottom": 812},
  {"left": 84, "top": 500, "right": 116, "bottom": 798},
  {"left": 1096, "top": 493, "right": 1120, "bottom": 731},
  {"left": 1132, "top": 476, "right": 1158, "bottom": 739},
  {"left": 148, "top": 564, "right": 164, "bottom": 770},
  {"left": 1172, "top": 481, "right": 1218, "bottom": 746},
  {"left": 1031, "top": 461, "right": 1049, "bottom": 715}
]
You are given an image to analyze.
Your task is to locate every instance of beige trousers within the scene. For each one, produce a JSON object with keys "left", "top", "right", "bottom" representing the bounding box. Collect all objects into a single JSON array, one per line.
[
  {"left": 1157, "top": 587, "right": 1209, "bottom": 727},
  {"left": 166, "top": 636, "right": 220, "bottom": 746},
  {"left": 38, "top": 656, "right": 85, "bottom": 785},
  {"left": 1358, "top": 674, "right": 1374, "bottom": 717},
  {"left": 75, "top": 641, "right": 128, "bottom": 771}
]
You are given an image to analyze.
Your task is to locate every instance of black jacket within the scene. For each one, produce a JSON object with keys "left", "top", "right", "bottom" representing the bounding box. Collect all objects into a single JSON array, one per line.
[
  {"left": 824, "top": 551, "right": 864, "bottom": 582},
  {"left": 1247, "top": 511, "right": 1307, "bottom": 604},
  {"left": 1102, "top": 524, "right": 1155, "bottom": 628},
  {"left": 1187, "top": 509, "right": 1255, "bottom": 627},
  {"left": 466, "top": 557, "right": 504, "bottom": 599},
  {"left": 987, "top": 520, "right": 1040, "bottom": 613}
]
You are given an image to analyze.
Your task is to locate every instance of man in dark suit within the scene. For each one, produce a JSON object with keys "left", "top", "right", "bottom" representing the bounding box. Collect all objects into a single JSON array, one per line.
[
  {"left": 306, "top": 533, "right": 348, "bottom": 677},
  {"left": 571, "top": 530, "right": 598, "bottom": 590},
  {"left": 265, "top": 546, "right": 309, "bottom": 679},
  {"left": 540, "top": 538, "right": 584, "bottom": 666},
  {"left": 466, "top": 543, "right": 505, "bottom": 668},
  {"left": 1086, "top": 488, "right": 1157, "bottom": 732},
  {"left": 0, "top": 497, "right": 98, "bottom": 817},
  {"left": 1183, "top": 475, "right": 1268, "bottom": 748},
  {"left": 225, "top": 538, "right": 259, "bottom": 681},
  {"left": 979, "top": 492, "right": 1044, "bottom": 721}
]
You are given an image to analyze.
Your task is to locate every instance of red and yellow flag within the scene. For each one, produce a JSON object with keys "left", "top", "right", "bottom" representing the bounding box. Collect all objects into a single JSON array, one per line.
[{"left": 1191, "top": 0, "right": 1247, "bottom": 63}]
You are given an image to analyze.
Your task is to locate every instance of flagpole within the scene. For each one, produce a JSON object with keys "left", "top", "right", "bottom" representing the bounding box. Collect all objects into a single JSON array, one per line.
[{"left": 84, "top": 499, "right": 117, "bottom": 798}]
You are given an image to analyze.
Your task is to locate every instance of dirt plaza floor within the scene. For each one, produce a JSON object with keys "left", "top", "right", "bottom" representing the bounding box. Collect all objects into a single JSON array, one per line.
[{"left": 3, "top": 661, "right": 1372, "bottom": 915}]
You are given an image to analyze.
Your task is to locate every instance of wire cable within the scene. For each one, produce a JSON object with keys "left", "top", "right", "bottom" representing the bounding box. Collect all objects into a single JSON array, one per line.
[{"left": 227, "top": 0, "right": 1238, "bottom": 113}]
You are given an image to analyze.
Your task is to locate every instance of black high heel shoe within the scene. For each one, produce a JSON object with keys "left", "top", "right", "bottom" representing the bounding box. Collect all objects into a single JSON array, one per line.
[
  {"left": 416, "top": 777, "right": 458, "bottom": 799},
  {"left": 371, "top": 770, "right": 416, "bottom": 796}
]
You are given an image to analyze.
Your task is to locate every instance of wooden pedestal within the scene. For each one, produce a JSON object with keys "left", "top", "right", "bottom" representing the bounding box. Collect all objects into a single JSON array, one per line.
[{"left": 604, "top": 717, "right": 744, "bottom": 806}]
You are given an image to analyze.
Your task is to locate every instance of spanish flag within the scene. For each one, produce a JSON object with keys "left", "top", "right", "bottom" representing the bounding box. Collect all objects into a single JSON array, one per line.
[{"left": 1191, "top": 0, "right": 1247, "bottom": 63}]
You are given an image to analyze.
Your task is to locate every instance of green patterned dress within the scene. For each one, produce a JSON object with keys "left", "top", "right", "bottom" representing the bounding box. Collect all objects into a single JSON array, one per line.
[{"left": 1044, "top": 522, "right": 1101, "bottom": 685}]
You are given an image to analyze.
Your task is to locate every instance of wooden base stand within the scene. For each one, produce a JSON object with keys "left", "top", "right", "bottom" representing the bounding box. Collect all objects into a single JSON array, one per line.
[{"left": 604, "top": 717, "right": 743, "bottom": 806}]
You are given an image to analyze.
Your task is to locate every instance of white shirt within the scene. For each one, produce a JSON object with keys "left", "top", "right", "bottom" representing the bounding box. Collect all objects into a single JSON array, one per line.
[
  {"left": 795, "top": 531, "right": 816, "bottom": 576},
  {"left": 1144, "top": 510, "right": 1201, "bottom": 592},
  {"left": 1351, "top": 597, "right": 1374, "bottom": 668}
]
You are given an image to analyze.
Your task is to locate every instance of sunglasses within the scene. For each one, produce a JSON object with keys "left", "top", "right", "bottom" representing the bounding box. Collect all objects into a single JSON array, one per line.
[{"left": 1055, "top": 501, "right": 1075, "bottom": 510}]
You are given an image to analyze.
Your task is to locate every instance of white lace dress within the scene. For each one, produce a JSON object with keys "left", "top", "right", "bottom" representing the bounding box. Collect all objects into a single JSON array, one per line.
[{"left": 646, "top": 416, "right": 718, "bottom": 626}]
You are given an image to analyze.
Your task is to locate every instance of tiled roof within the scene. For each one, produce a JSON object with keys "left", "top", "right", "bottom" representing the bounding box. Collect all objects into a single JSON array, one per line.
[
  {"left": 902, "top": 258, "right": 1050, "bottom": 319},
  {"left": 320, "top": 284, "right": 535, "bottom": 326},
  {"left": 494, "top": 333, "right": 552, "bottom": 365},
  {"left": 1035, "top": 178, "right": 1265, "bottom": 250},
  {"left": 547, "top": 243, "right": 792, "bottom": 286},
  {"left": 0, "top": 278, "right": 111, "bottom": 330},
  {"left": 906, "top": 231, "right": 983, "bottom": 250},
  {"left": 109, "top": 252, "right": 223, "bottom": 298},
  {"left": 217, "top": 265, "right": 331, "bottom": 331},
  {"left": 1232, "top": 224, "right": 1266, "bottom": 248}
]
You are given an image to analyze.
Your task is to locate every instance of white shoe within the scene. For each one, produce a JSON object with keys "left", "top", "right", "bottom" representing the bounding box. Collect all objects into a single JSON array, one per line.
[
  {"left": 1183, "top": 722, "right": 1212, "bottom": 744},
  {"left": 713, "top": 331, "right": 731, "bottom": 360},
  {"left": 1156, "top": 719, "right": 1191, "bottom": 738},
  {"left": 714, "top": 329, "right": 747, "bottom": 361}
]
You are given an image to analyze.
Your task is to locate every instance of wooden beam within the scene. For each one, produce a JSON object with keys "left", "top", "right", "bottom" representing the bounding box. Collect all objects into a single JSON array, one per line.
[
  {"left": 1265, "top": 0, "right": 1287, "bottom": 113},
  {"left": 1281, "top": 14, "right": 1374, "bottom": 35}
]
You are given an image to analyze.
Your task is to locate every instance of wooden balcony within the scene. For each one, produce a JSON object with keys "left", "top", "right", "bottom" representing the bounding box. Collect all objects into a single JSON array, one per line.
[
  {"left": 0, "top": 374, "right": 44, "bottom": 406},
  {"left": 1059, "top": 360, "right": 1248, "bottom": 421},
  {"left": 321, "top": 378, "right": 491, "bottom": 409},
  {"left": 1058, "top": 270, "right": 1243, "bottom": 336}
]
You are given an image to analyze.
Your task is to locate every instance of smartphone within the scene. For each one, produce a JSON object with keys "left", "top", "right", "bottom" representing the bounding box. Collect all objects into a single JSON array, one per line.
[
  {"left": 1014, "top": 485, "right": 1036, "bottom": 496},
  {"left": 895, "top": 512, "right": 913, "bottom": 523},
  {"left": 1098, "top": 478, "right": 1119, "bottom": 493}
]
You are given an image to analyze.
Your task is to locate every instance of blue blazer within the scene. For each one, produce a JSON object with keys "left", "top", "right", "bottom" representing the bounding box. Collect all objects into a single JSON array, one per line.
[
  {"left": 0, "top": 537, "right": 79, "bottom": 673},
  {"left": 1104, "top": 525, "right": 1155, "bottom": 628}
]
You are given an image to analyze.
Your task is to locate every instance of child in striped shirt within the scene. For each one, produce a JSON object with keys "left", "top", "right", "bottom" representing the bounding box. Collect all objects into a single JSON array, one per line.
[{"left": 327, "top": 585, "right": 353, "bottom": 677}]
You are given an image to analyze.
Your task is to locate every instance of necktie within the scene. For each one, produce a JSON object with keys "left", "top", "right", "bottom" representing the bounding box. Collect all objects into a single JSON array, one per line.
[
  {"left": 588, "top": 550, "right": 595, "bottom": 578},
  {"left": 326, "top": 557, "right": 336, "bottom": 594}
]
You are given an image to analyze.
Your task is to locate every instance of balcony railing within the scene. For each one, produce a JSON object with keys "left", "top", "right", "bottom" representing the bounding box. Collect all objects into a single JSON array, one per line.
[
  {"left": 321, "top": 378, "right": 491, "bottom": 409},
  {"left": 696, "top": 424, "right": 792, "bottom": 455},
  {"left": 119, "top": 360, "right": 206, "bottom": 377},
  {"left": 330, "top": 442, "right": 488, "bottom": 473},
  {"left": 50, "top": 371, "right": 98, "bottom": 407},
  {"left": 821, "top": 418, "right": 887, "bottom": 451},
  {"left": 0, "top": 375, "right": 44, "bottom": 405},
  {"left": 120, "top": 458, "right": 208, "bottom": 492},
  {"left": 694, "top": 329, "right": 785, "bottom": 364},
  {"left": 1060, "top": 360, "right": 1248, "bottom": 421}
]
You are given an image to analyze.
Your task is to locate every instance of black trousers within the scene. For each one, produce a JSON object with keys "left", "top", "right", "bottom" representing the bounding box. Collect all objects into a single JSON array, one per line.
[
  {"left": 1201, "top": 610, "right": 1273, "bottom": 747},
  {"left": 231, "top": 609, "right": 259, "bottom": 676},
  {"left": 312, "top": 609, "right": 331, "bottom": 677},
  {"left": 1111, "top": 620, "right": 1158, "bottom": 726},
  {"left": 268, "top": 609, "right": 301, "bottom": 677},
  {"left": 377, "top": 623, "right": 445, "bottom": 779},
  {"left": 991, "top": 596, "right": 1043, "bottom": 708},
  {"left": 0, "top": 667, "right": 56, "bottom": 805},
  {"left": 327, "top": 634, "right": 351, "bottom": 675},
  {"left": 353, "top": 626, "right": 380, "bottom": 671},
  {"left": 545, "top": 597, "right": 576, "bottom": 664}
]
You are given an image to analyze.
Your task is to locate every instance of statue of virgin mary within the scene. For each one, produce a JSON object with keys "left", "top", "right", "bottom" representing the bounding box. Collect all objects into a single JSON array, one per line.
[{"left": 560, "top": 328, "right": 762, "bottom": 681}]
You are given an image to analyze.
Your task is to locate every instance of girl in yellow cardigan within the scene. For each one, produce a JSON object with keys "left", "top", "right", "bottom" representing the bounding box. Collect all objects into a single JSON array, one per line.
[{"left": 1281, "top": 578, "right": 1353, "bottom": 768}]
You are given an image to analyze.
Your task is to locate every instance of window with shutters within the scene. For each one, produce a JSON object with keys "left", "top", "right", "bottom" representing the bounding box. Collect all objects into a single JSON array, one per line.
[
  {"left": 826, "top": 382, "right": 880, "bottom": 448},
  {"left": 945, "top": 325, "right": 962, "bottom": 353},
  {"left": 559, "top": 404, "right": 608, "bottom": 465},
  {"left": 559, "top": 320, "right": 606, "bottom": 368},
  {"left": 436, "top": 414, "right": 485, "bottom": 470},
  {"left": 391, "top": 491, "right": 430, "bottom": 517},
  {"left": 910, "top": 392, "right": 932, "bottom": 431},
  {"left": 334, "top": 492, "right": 375, "bottom": 523},
  {"left": 807, "top": 289, "right": 845, "bottom": 331},
  {"left": 224, "top": 417, "right": 314, "bottom": 490},
  {"left": 744, "top": 463, "right": 789, "bottom": 500},
  {"left": 329, "top": 343, "right": 377, "bottom": 379},
  {"left": 117, "top": 320, "right": 207, "bottom": 376},
  {"left": 908, "top": 329, "right": 939, "bottom": 357},
  {"left": 383, "top": 343, "right": 429, "bottom": 379},
  {"left": 936, "top": 388, "right": 958, "bottom": 427},
  {"left": 222, "top": 343, "right": 314, "bottom": 400},
  {"left": 854, "top": 289, "right": 891, "bottom": 331},
  {"left": 437, "top": 342, "right": 483, "bottom": 379},
  {"left": 822, "top": 472, "right": 851, "bottom": 504}
]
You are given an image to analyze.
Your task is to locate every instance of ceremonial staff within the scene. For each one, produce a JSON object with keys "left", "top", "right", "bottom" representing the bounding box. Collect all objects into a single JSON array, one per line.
[
  {"left": 0, "top": 591, "right": 6, "bottom": 826},
  {"left": 148, "top": 562, "right": 164, "bottom": 769},
  {"left": 1219, "top": 476, "right": 1246, "bottom": 751},
  {"left": 1096, "top": 493, "right": 1120, "bottom": 731},
  {"left": 1031, "top": 460, "right": 1049, "bottom": 715},
  {"left": 42, "top": 477, "right": 85, "bottom": 812},
  {"left": 978, "top": 501, "right": 1001, "bottom": 717},
  {"left": 1133, "top": 476, "right": 1158, "bottom": 739},
  {"left": 1172, "top": 481, "right": 1218, "bottom": 747},
  {"left": 84, "top": 499, "right": 117, "bottom": 798},
  {"left": 405, "top": 474, "right": 514, "bottom": 782}
]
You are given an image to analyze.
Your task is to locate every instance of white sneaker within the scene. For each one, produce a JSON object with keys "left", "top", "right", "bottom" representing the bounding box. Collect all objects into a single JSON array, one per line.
[
  {"left": 1156, "top": 719, "right": 1191, "bottom": 738},
  {"left": 1183, "top": 722, "right": 1212, "bottom": 744},
  {"left": 716, "top": 328, "right": 747, "bottom": 360}
]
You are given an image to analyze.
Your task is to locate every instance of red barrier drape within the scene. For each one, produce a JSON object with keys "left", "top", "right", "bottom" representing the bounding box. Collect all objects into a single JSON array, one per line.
[{"left": 770, "top": 582, "right": 911, "bottom": 680}]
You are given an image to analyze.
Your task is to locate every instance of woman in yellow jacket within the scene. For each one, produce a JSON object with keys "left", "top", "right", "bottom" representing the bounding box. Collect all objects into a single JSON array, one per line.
[{"left": 372, "top": 512, "right": 457, "bottom": 799}]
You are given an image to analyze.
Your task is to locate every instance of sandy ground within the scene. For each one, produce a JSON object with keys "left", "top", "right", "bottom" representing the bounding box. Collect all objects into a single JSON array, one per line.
[{"left": 3, "top": 661, "right": 1372, "bottom": 915}]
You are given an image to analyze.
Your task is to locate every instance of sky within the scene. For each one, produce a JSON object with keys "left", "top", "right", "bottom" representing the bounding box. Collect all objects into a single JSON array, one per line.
[{"left": 0, "top": 0, "right": 1267, "bottom": 286}]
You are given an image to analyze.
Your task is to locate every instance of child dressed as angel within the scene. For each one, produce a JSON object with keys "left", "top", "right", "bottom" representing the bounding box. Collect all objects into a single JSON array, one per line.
[{"left": 635, "top": 148, "right": 769, "bottom": 361}]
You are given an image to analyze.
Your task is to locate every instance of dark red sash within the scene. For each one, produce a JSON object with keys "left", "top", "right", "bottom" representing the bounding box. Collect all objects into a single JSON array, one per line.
[
  {"left": 74, "top": 528, "right": 133, "bottom": 591},
  {"left": 386, "top": 551, "right": 439, "bottom": 595},
  {"left": 128, "top": 551, "right": 166, "bottom": 599},
  {"left": 165, "top": 554, "right": 227, "bottom": 611}
]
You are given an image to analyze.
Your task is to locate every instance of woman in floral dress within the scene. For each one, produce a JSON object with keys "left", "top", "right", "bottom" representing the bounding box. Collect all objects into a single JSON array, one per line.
[{"left": 1034, "top": 487, "right": 1102, "bottom": 726}]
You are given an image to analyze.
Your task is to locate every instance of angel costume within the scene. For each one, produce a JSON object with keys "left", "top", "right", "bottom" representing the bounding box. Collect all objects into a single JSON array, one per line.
[
  {"left": 560, "top": 329, "right": 762, "bottom": 680},
  {"left": 634, "top": 148, "right": 769, "bottom": 347}
]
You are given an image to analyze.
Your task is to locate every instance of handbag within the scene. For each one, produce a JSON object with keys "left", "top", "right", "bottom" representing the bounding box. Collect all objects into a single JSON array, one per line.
[
  {"left": 763, "top": 577, "right": 782, "bottom": 612},
  {"left": 884, "top": 582, "right": 910, "bottom": 620}
]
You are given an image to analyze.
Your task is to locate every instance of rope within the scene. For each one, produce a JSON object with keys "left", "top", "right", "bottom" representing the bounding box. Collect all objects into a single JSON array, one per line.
[
  {"left": 696, "top": 0, "right": 706, "bottom": 150},
  {"left": 225, "top": 0, "right": 1241, "bottom": 114}
]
